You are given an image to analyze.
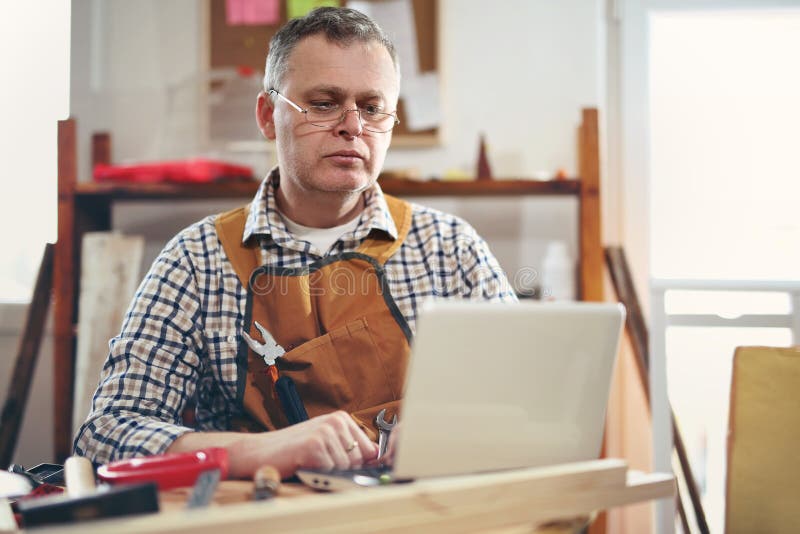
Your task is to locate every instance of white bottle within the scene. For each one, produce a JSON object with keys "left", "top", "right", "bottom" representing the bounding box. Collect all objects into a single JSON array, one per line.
[{"left": 540, "top": 240, "right": 575, "bottom": 301}]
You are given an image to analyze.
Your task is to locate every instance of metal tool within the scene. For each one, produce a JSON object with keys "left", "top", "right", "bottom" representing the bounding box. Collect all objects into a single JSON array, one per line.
[
  {"left": 375, "top": 409, "right": 397, "bottom": 461},
  {"left": 17, "top": 481, "right": 159, "bottom": 527},
  {"left": 242, "top": 321, "right": 308, "bottom": 425},
  {"left": 96, "top": 447, "right": 229, "bottom": 491},
  {"left": 252, "top": 465, "right": 281, "bottom": 501},
  {"left": 186, "top": 469, "right": 221, "bottom": 509},
  {"left": 242, "top": 321, "right": 286, "bottom": 367}
]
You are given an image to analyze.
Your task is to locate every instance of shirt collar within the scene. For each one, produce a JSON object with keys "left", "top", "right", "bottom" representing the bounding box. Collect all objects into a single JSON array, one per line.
[{"left": 241, "top": 167, "right": 399, "bottom": 247}]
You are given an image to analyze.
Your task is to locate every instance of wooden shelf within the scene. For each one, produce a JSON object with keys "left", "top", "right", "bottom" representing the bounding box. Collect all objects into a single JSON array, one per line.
[
  {"left": 71, "top": 177, "right": 581, "bottom": 200},
  {"left": 380, "top": 178, "right": 580, "bottom": 196}
]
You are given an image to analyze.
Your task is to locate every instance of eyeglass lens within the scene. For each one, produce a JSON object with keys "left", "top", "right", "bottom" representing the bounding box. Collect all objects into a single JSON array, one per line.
[{"left": 305, "top": 108, "right": 397, "bottom": 133}]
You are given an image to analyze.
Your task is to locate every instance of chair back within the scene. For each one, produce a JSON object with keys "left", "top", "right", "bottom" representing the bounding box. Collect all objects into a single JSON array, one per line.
[{"left": 726, "top": 346, "right": 800, "bottom": 534}]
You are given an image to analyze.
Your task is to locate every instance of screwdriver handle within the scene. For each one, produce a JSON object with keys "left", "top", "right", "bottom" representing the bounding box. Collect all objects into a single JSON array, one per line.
[{"left": 64, "top": 456, "right": 96, "bottom": 498}]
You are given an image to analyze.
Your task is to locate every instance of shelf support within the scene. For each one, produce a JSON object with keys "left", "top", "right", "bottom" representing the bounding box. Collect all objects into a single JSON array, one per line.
[{"left": 578, "top": 108, "right": 604, "bottom": 302}]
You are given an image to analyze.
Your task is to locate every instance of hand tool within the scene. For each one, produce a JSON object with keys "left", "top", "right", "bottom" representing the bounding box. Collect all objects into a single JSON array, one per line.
[
  {"left": 242, "top": 321, "right": 308, "bottom": 425},
  {"left": 242, "top": 321, "right": 285, "bottom": 389},
  {"left": 17, "top": 481, "right": 159, "bottom": 528},
  {"left": 274, "top": 375, "right": 308, "bottom": 425},
  {"left": 242, "top": 321, "right": 286, "bottom": 368},
  {"left": 17, "top": 455, "right": 159, "bottom": 528},
  {"left": 252, "top": 465, "right": 281, "bottom": 501},
  {"left": 96, "top": 447, "right": 229, "bottom": 491},
  {"left": 375, "top": 409, "right": 397, "bottom": 461},
  {"left": 9, "top": 462, "right": 64, "bottom": 486},
  {"left": 64, "top": 456, "right": 95, "bottom": 498},
  {"left": 186, "top": 468, "right": 221, "bottom": 509}
]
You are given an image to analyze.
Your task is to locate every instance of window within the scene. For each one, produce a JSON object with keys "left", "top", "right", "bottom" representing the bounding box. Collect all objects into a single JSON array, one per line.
[
  {"left": 649, "top": 9, "right": 800, "bottom": 532},
  {"left": 650, "top": 10, "right": 800, "bottom": 280}
]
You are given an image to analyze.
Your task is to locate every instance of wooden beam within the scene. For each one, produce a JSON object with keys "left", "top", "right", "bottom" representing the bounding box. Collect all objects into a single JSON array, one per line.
[
  {"left": 578, "top": 108, "right": 604, "bottom": 302},
  {"left": 72, "top": 234, "right": 144, "bottom": 436},
  {"left": 27, "top": 460, "right": 675, "bottom": 534},
  {"left": 54, "top": 118, "right": 78, "bottom": 462},
  {"left": 0, "top": 244, "right": 54, "bottom": 468},
  {"left": 91, "top": 132, "right": 112, "bottom": 168},
  {"left": 605, "top": 246, "right": 709, "bottom": 534}
]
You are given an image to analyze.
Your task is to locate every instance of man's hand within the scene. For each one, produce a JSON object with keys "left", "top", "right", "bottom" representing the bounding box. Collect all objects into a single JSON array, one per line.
[{"left": 168, "top": 411, "right": 379, "bottom": 479}]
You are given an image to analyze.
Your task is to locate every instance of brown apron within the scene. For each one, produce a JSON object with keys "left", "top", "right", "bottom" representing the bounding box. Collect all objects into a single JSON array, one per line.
[{"left": 214, "top": 195, "right": 413, "bottom": 440}]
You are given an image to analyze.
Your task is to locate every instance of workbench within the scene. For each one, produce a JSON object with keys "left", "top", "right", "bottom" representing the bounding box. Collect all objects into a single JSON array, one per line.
[{"left": 25, "top": 459, "right": 674, "bottom": 533}]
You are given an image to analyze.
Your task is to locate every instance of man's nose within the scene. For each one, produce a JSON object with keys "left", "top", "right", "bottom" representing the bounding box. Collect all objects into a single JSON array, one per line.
[{"left": 335, "top": 109, "right": 363, "bottom": 137}]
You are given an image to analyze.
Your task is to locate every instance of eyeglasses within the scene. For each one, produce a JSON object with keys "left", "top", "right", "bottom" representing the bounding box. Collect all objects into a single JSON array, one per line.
[{"left": 268, "top": 89, "right": 400, "bottom": 133}]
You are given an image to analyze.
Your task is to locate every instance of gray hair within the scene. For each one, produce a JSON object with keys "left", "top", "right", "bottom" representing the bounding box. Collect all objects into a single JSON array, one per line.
[{"left": 263, "top": 7, "right": 399, "bottom": 92}]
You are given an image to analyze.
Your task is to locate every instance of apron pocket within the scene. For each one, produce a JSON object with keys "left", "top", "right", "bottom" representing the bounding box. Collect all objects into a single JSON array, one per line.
[{"left": 278, "top": 316, "right": 397, "bottom": 414}]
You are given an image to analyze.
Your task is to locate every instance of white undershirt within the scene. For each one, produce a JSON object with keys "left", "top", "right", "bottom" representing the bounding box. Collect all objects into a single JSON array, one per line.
[{"left": 280, "top": 212, "right": 361, "bottom": 254}]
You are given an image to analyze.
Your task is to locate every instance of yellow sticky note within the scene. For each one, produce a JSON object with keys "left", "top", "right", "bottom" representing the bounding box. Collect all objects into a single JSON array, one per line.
[{"left": 287, "top": 0, "right": 339, "bottom": 19}]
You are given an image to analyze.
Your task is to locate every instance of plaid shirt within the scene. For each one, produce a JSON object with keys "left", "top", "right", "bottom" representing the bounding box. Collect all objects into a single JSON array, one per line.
[{"left": 74, "top": 170, "right": 517, "bottom": 464}]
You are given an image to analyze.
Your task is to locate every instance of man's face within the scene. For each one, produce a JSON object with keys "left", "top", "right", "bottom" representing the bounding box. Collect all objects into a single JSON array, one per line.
[{"left": 258, "top": 35, "right": 399, "bottom": 198}]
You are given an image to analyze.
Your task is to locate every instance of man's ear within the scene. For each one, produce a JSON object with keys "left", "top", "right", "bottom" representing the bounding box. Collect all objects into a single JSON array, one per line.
[{"left": 256, "top": 92, "right": 276, "bottom": 140}]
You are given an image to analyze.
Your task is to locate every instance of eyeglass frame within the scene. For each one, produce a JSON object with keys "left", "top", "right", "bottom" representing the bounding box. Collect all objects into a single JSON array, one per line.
[{"left": 267, "top": 89, "right": 400, "bottom": 133}]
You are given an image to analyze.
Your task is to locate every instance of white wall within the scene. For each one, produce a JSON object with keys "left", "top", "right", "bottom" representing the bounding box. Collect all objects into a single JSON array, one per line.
[
  {"left": 70, "top": 0, "right": 204, "bottom": 180},
  {"left": 71, "top": 0, "right": 604, "bottom": 180},
  {"left": 388, "top": 0, "right": 603, "bottom": 179}
]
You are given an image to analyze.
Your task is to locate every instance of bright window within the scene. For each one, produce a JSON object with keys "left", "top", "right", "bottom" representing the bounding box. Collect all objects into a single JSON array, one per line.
[
  {"left": 650, "top": 10, "right": 800, "bottom": 281},
  {"left": 650, "top": 9, "right": 800, "bottom": 532},
  {"left": 0, "top": 1, "right": 70, "bottom": 302}
]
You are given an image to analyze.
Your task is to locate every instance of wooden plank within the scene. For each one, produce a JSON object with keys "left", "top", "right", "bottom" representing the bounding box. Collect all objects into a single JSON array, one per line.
[
  {"left": 37, "top": 461, "right": 674, "bottom": 534},
  {"left": 726, "top": 347, "right": 800, "bottom": 534},
  {"left": 72, "top": 233, "right": 144, "bottom": 434},
  {"left": 55, "top": 120, "right": 115, "bottom": 462},
  {"left": 605, "top": 246, "right": 709, "bottom": 534},
  {"left": 54, "top": 118, "right": 78, "bottom": 462},
  {"left": 91, "top": 132, "right": 112, "bottom": 167},
  {"left": 0, "top": 244, "right": 54, "bottom": 468},
  {"left": 73, "top": 178, "right": 580, "bottom": 200},
  {"left": 579, "top": 107, "right": 605, "bottom": 534},
  {"left": 578, "top": 108, "right": 603, "bottom": 302}
]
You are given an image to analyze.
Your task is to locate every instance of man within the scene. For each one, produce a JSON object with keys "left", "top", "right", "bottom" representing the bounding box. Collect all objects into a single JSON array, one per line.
[{"left": 74, "top": 7, "right": 516, "bottom": 479}]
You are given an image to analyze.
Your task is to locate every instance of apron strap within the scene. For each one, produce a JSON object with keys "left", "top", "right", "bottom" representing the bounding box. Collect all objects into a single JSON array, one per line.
[
  {"left": 214, "top": 204, "right": 260, "bottom": 289},
  {"left": 216, "top": 194, "right": 414, "bottom": 280},
  {"left": 356, "top": 194, "right": 413, "bottom": 265}
]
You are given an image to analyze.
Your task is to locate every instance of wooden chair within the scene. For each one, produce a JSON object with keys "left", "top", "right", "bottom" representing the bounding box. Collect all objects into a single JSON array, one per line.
[{"left": 725, "top": 346, "right": 800, "bottom": 534}]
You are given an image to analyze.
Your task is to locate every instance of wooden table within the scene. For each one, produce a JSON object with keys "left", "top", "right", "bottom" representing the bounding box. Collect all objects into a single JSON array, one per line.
[{"left": 28, "top": 459, "right": 673, "bottom": 533}]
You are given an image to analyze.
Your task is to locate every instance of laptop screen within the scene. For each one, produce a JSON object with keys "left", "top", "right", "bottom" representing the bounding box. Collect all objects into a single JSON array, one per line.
[{"left": 392, "top": 300, "right": 625, "bottom": 479}]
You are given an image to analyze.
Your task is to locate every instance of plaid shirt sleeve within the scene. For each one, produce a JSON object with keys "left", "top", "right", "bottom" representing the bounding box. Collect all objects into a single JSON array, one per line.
[
  {"left": 457, "top": 227, "right": 518, "bottom": 303},
  {"left": 444, "top": 217, "right": 518, "bottom": 303},
  {"left": 73, "top": 228, "right": 209, "bottom": 465}
]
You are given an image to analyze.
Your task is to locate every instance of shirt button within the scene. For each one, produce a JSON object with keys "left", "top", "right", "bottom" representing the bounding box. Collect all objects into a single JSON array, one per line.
[{"left": 227, "top": 335, "right": 237, "bottom": 343}]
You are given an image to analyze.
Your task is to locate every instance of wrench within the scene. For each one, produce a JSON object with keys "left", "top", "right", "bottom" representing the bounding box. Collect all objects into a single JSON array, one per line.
[{"left": 375, "top": 409, "right": 397, "bottom": 461}]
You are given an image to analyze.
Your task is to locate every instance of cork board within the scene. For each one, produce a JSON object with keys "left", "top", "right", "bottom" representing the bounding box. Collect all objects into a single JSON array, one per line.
[{"left": 209, "top": 0, "right": 439, "bottom": 145}]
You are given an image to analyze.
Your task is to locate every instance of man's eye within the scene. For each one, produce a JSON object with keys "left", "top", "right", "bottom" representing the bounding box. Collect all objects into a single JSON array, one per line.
[
  {"left": 310, "top": 102, "right": 337, "bottom": 112},
  {"left": 362, "top": 104, "right": 383, "bottom": 116}
]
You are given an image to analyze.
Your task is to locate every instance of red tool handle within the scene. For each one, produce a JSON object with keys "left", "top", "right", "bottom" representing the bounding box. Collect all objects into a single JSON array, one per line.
[{"left": 96, "top": 447, "right": 229, "bottom": 491}]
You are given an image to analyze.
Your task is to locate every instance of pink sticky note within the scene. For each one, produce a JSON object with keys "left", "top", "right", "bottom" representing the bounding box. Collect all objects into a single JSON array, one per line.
[{"left": 226, "top": 0, "right": 280, "bottom": 26}]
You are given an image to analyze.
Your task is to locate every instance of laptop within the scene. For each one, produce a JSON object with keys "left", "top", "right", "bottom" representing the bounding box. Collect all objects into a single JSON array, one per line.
[{"left": 296, "top": 300, "right": 625, "bottom": 490}]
